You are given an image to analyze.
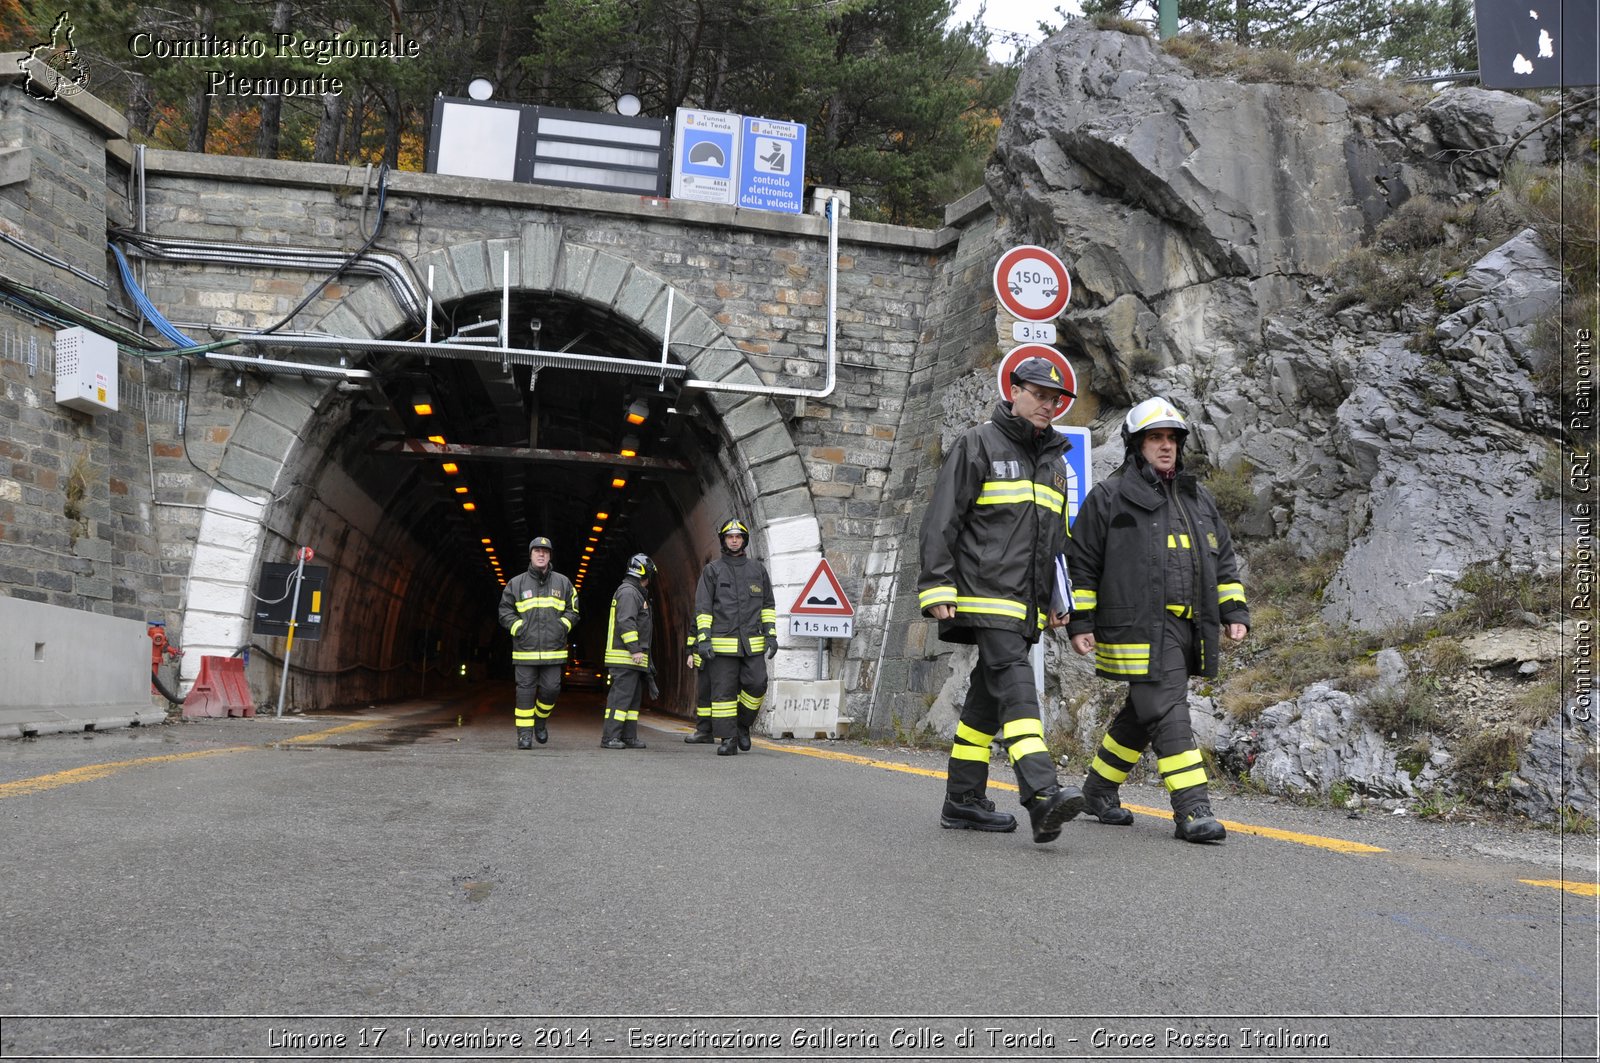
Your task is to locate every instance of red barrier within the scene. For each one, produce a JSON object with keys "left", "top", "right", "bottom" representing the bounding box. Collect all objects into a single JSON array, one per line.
[{"left": 182, "top": 656, "right": 255, "bottom": 718}]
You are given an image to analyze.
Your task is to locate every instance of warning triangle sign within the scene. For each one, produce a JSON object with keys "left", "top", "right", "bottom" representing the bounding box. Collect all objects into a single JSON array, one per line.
[{"left": 789, "top": 558, "right": 854, "bottom": 616}]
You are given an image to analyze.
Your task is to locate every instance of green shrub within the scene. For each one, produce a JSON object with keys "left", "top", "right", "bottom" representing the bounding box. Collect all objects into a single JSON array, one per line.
[{"left": 1205, "top": 459, "right": 1258, "bottom": 526}]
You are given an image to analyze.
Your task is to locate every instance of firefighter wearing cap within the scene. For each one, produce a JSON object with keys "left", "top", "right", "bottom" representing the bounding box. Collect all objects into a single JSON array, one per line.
[
  {"left": 917, "top": 355, "right": 1085, "bottom": 843},
  {"left": 497, "top": 535, "right": 578, "bottom": 749},
  {"left": 693, "top": 518, "right": 778, "bottom": 756},
  {"left": 602, "top": 553, "right": 656, "bottom": 749},
  {"left": 1067, "top": 397, "right": 1250, "bottom": 843}
]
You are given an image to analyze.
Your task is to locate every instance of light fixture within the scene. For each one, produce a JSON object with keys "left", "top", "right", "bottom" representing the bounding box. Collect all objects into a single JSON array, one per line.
[
  {"left": 616, "top": 93, "right": 641, "bottom": 117},
  {"left": 462, "top": 501, "right": 476, "bottom": 511},
  {"left": 625, "top": 398, "right": 649, "bottom": 426},
  {"left": 467, "top": 77, "right": 495, "bottom": 101},
  {"left": 480, "top": 538, "right": 492, "bottom": 545},
  {"left": 611, "top": 476, "right": 627, "bottom": 489},
  {"left": 455, "top": 486, "right": 469, "bottom": 494},
  {"left": 442, "top": 462, "right": 459, "bottom": 474},
  {"left": 412, "top": 393, "right": 434, "bottom": 416},
  {"left": 619, "top": 434, "right": 639, "bottom": 458},
  {"left": 427, "top": 435, "right": 446, "bottom": 445},
  {"left": 595, "top": 511, "right": 609, "bottom": 520},
  {"left": 591, "top": 525, "right": 602, "bottom": 533}
]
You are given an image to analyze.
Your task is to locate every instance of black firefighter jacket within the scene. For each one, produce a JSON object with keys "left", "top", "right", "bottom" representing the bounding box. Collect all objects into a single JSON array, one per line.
[
  {"left": 694, "top": 553, "right": 777, "bottom": 657},
  {"left": 1066, "top": 461, "right": 1250, "bottom": 680},
  {"left": 917, "top": 400, "right": 1071, "bottom": 645},
  {"left": 605, "top": 576, "right": 653, "bottom": 671},
  {"left": 498, "top": 566, "right": 578, "bottom": 664}
]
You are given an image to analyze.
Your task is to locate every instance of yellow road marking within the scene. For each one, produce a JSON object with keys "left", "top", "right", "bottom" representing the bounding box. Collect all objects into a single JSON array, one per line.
[
  {"left": 761, "top": 739, "right": 1387, "bottom": 853},
  {"left": 0, "top": 747, "right": 248, "bottom": 798},
  {"left": 1520, "top": 878, "right": 1600, "bottom": 896},
  {"left": 0, "top": 718, "right": 390, "bottom": 798}
]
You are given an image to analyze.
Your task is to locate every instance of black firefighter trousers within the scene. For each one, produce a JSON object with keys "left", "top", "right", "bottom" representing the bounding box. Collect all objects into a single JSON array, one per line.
[{"left": 945, "top": 628, "right": 1060, "bottom": 805}]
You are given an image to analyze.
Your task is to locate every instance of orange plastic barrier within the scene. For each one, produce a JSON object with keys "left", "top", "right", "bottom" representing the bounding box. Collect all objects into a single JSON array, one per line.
[{"left": 181, "top": 656, "right": 255, "bottom": 718}]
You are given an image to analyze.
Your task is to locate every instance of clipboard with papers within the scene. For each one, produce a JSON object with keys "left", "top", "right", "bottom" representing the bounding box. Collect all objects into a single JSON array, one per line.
[{"left": 1050, "top": 554, "right": 1073, "bottom": 617}]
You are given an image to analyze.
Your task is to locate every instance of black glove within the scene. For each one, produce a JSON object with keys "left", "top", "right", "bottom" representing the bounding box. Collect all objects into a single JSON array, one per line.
[
  {"left": 766, "top": 639, "right": 779, "bottom": 659},
  {"left": 647, "top": 674, "right": 660, "bottom": 700},
  {"left": 697, "top": 639, "right": 715, "bottom": 661}
]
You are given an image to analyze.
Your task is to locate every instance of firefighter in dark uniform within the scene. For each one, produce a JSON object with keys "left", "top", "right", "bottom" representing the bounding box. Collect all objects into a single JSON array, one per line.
[
  {"left": 694, "top": 518, "right": 778, "bottom": 757},
  {"left": 1067, "top": 397, "right": 1250, "bottom": 843},
  {"left": 917, "top": 356, "right": 1085, "bottom": 844},
  {"left": 683, "top": 630, "right": 717, "bottom": 743},
  {"left": 602, "top": 553, "right": 656, "bottom": 749},
  {"left": 497, "top": 535, "right": 578, "bottom": 749}
]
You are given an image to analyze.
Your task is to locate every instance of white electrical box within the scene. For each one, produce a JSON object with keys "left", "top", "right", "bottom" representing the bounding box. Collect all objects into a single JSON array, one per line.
[{"left": 54, "top": 326, "right": 118, "bottom": 414}]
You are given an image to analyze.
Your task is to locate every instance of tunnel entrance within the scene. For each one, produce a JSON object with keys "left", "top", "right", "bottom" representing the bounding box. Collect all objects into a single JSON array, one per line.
[{"left": 320, "top": 285, "right": 730, "bottom": 715}]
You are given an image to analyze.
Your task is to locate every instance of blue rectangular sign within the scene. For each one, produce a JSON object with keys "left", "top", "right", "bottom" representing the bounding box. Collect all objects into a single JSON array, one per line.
[
  {"left": 1055, "top": 425, "right": 1093, "bottom": 530},
  {"left": 738, "top": 116, "right": 806, "bottom": 214}
]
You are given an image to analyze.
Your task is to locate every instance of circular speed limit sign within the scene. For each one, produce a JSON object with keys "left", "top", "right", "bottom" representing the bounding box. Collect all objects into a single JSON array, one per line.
[{"left": 993, "top": 245, "right": 1071, "bottom": 322}]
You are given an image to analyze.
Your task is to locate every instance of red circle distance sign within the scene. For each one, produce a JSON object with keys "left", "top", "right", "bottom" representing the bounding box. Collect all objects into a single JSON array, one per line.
[
  {"left": 993, "top": 244, "right": 1071, "bottom": 322},
  {"left": 996, "top": 344, "right": 1077, "bottom": 421}
]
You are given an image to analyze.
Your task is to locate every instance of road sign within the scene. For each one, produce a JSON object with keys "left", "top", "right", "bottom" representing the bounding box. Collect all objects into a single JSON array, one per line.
[
  {"left": 672, "top": 107, "right": 740, "bottom": 205},
  {"left": 738, "top": 116, "right": 807, "bottom": 213},
  {"left": 997, "top": 343, "right": 1077, "bottom": 421},
  {"left": 1474, "top": 0, "right": 1598, "bottom": 89},
  {"left": 994, "top": 244, "right": 1072, "bottom": 322},
  {"left": 1012, "top": 321, "right": 1056, "bottom": 344},
  {"left": 1055, "top": 425, "right": 1093, "bottom": 530},
  {"left": 789, "top": 558, "right": 853, "bottom": 638}
]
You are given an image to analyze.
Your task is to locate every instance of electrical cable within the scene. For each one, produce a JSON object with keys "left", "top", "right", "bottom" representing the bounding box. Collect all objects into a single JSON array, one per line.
[{"left": 260, "top": 162, "right": 391, "bottom": 335}]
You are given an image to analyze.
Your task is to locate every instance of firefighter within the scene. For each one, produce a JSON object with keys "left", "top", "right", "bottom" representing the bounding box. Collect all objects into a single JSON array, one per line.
[
  {"left": 602, "top": 553, "right": 656, "bottom": 749},
  {"left": 917, "top": 355, "right": 1084, "bottom": 844},
  {"left": 1067, "top": 397, "right": 1250, "bottom": 843},
  {"left": 683, "top": 630, "right": 716, "bottom": 743},
  {"left": 497, "top": 535, "right": 578, "bottom": 749},
  {"left": 693, "top": 518, "right": 778, "bottom": 756}
]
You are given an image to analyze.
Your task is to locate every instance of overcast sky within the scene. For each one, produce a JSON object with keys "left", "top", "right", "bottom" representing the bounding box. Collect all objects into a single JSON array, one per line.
[{"left": 948, "top": 0, "right": 1085, "bottom": 60}]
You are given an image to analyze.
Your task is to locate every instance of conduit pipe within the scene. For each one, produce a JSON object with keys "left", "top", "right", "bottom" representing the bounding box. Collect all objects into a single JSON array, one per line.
[{"left": 674, "top": 196, "right": 839, "bottom": 401}]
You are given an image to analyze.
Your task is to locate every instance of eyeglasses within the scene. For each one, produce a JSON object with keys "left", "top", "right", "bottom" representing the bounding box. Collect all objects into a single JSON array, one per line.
[{"left": 1016, "top": 385, "right": 1061, "bottom": 403}]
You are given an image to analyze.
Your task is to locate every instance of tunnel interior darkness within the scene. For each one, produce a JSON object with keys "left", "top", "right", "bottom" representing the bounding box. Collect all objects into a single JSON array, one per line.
[{"left": 317, "top": 287, "right": 724, "bottom": 705}]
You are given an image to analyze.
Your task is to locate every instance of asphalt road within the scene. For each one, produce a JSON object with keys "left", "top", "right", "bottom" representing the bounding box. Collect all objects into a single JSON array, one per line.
[{"left": 1, "top": 684, "right": 1595, "bottom": 1062}]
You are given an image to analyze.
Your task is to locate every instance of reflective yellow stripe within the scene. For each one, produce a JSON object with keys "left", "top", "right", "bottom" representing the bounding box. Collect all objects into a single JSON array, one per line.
[
  {"left": 738, "top": 691, "right": 764, "bottom": 710},
  {"left": 513, "top": 649, "right": 567, "bottom": 662},
  {"left": 1001, "top": 718, "right": 1044, "bottom": 739},
  {"left": 919, "top": 586, "right": 958, "bottom": 609},
  {"left": 1072, "top": 588, "right": 1097, "bottom": 610},
  {"left": 759, "top": 609, "right": 776, "bottom": 623},
  {"left": 1101, "top": 734, "right": 1142, "bottom": 764},
  {"left": 1008, "top": 736, "right": 1049, "bottom": 761},
  {"left": 620, "top": 631, "right": 639, "bottom": 644},
  {"left": 560, "top": 617, "right": 572, "bottom": 631},
  {"left": 955, "top": 722, "right": 995, "bottom": 746},
  {"left": 1166, "top": 534, "right": 1191, "bottom": 548},
  {"left": 513, "top": 708, "right": 536, "bottom": 724},
  {"left": 1032, "top": 482, "right": 1065, "bottom": 513},
  {"left": 710, "top": 637, "right": 740, "bottom": 653},
  {"left": 510, "top": 619, "right": 524, "bottom": 636},
  {"left": 1095, "top": 642, "right": 1150, "bottom": 675},
  {"left": 711, "top": 702, "right": 737, "bottom": 719},
  {"left": 1166, "top": 603, "right": 1194, "bottom": 618},
  {"left": 976, "top": 479, "right": 1035, "bottom": 505},
  {"left": 1090, "top": 755, "right": 1130, "bottom": 783},
  {"left": 534, "top": 701, "right": 554, "bottom": 717},
  {"left": 516, "top": 595, "right": 567, "bottom": 612},
  {"left": 1165, "top": 766, "right": 1208, "bottom": 791},
  {"left": 696, "top": 613, "right": 713, "bottom": 631},
  {"left": 605, "top": 650, "right": 648, "bottom": 667},
  {"left": 951, "top": 743, "right": 991, "bottom": 763},
  {"left": 1218, "top": 582, "right": 1246, "bottom": 604},
  {"left": 954, "top": 596, "right": 1027, "bottom": 619}
]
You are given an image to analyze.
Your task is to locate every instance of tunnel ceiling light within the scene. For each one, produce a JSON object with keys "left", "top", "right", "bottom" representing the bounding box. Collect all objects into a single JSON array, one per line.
[
  {"left": 591, "top": 524, "right": 603, "bottom": 533},
  {"left": 625, "top": 399, "right": 649, "bottom": 426},
  {"left": 462, "top": 502, "right": 476, "bottom": 511},
  {"left": 442, "top": 462, "right": 459, "bottom": 474},
  {"left": 412, "top": 393, "right": 435, "bottom": 416},
  {"left": 595, "top": 511, "right": 609, "bottom": 520},
  {"left": 611, "top": 476, "right": 627, "bottom": 489},
  {"left": 455, "top": 486, "right": 469, "bottom": 494},
  {"left": 427, "top": 435, "right": 446, "bottom": 445},
  {"left": 481, "top": 538, "right": 492, "bottom": 544},
  {"left": 619, "top": 434, "right": 639, "bottom": 458}
]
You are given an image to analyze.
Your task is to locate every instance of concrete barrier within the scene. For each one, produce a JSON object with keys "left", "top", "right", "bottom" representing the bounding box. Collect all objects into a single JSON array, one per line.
[{"left": 182, "top": 656, "right": 255, "bottom": 718}]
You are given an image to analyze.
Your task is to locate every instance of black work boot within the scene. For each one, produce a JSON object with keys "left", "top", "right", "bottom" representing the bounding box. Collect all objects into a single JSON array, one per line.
[
  {"left": 1025, "top": 784, "right": 1085, "bottom": 844},
  {"left": 716, "top": 736, "right": 739, "bottom": 756},
  {"left": 736, "top": 727, "right": 752, "bottom": 752},
  {"left": 1082, "top": 779, "right": 1134, "bottom": 825},
  {"left": 940, "top": 791, "right": 1018, "bottom": 832},
  {"left": 533, "top": 719, "right": 548, "bottom": 744},
  {"left": 684, "top": 722, "right": 715, "bottom": 744},
  {"left": 1173, "top": 802, "right": 1226, "bottom": 843},
  {"left": 622, "top": 737, "right": 647, "bottom": 749},
  {"left": 516, "top": 728, "right": 534, "bottom": 750}
]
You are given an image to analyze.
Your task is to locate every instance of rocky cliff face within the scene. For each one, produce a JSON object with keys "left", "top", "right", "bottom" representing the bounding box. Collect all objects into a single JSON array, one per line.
[
  {"left": 933, "top": 25, "right": 1591, "bottom": 819},
  {"left": 987, "top": 25, "right": 1565, "bottom": 630}
]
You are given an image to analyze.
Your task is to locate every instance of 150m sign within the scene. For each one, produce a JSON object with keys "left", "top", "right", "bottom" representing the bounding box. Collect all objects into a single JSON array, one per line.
[{"left": 993, "top": 245, "right": 1072, "bottom": 323}]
